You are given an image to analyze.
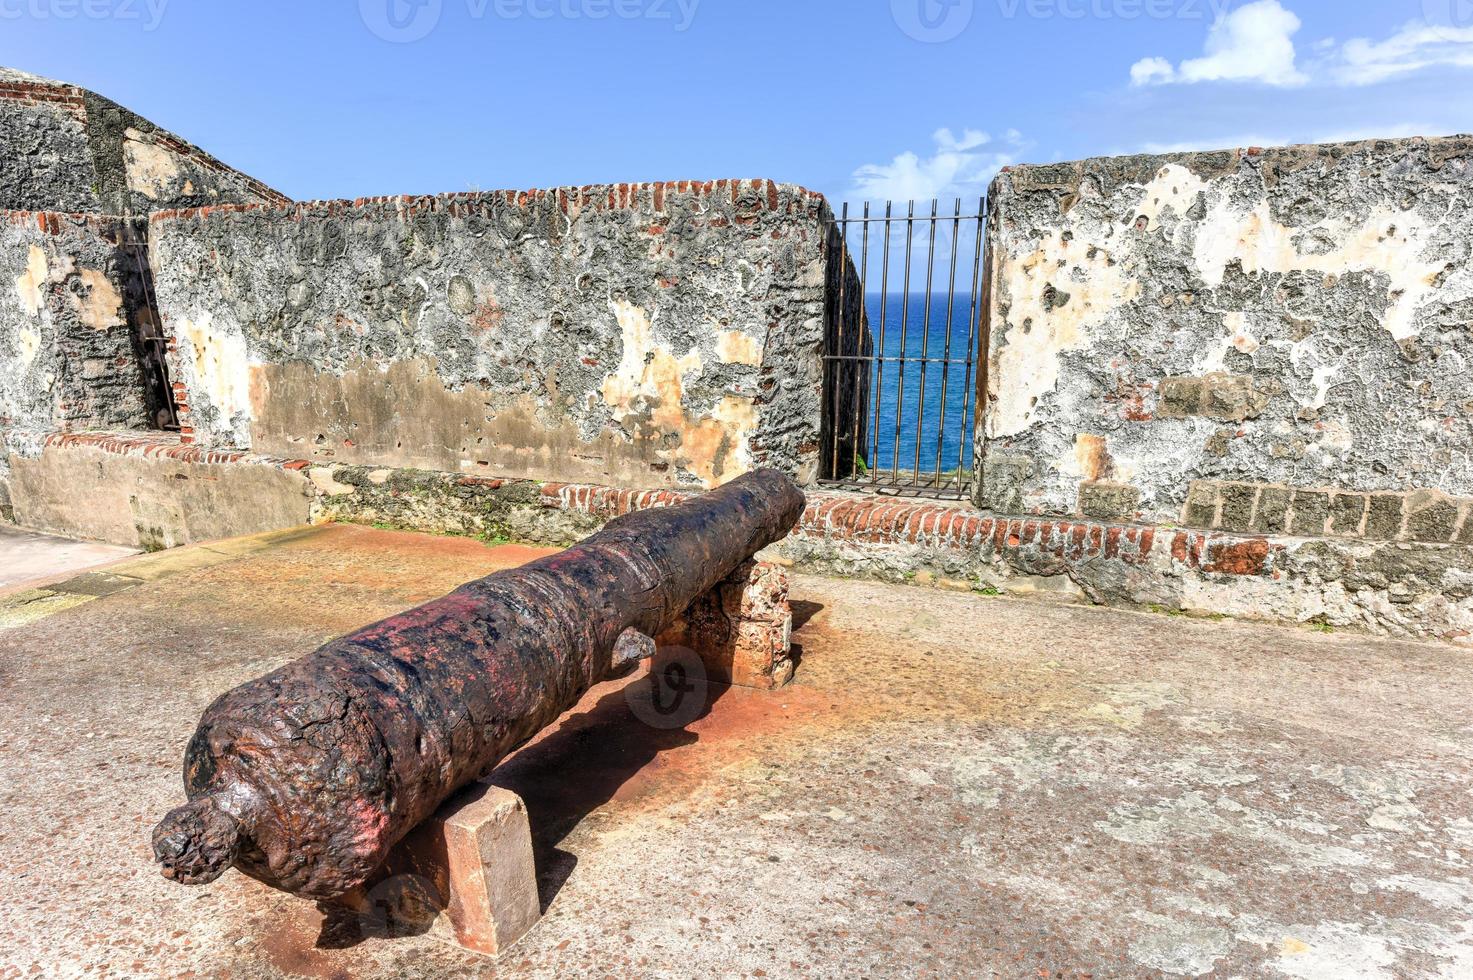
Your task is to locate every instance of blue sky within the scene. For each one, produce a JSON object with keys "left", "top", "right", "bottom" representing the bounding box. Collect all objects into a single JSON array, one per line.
[{"left": 3, "top": 0, "right": 1471, "bottom": 208}]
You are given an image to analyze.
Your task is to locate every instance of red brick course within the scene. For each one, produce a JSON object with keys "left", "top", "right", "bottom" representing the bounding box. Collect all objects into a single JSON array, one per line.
[
  {"left": 2, "top": 210, "right": 137, "bottom": 236},
  {"left": 24, "top": 433, "right": 1282, "bottom": 578},
  {"left": 40, "top": 431, "right": 306, "bottom": 469},
  {"left": 0, "top": 81, "right": 86, "bottom": 113},
  {"left": 149, "top": 180, "right": 829, "bottom": 228},
  {"left": 539, "top": 482, "right": 1274, "bottom": 576}
]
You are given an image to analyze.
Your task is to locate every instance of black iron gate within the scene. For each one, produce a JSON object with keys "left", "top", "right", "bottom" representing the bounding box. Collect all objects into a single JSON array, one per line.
[{"left": 820, "top": 197, "right": 988, "bottom": 500}]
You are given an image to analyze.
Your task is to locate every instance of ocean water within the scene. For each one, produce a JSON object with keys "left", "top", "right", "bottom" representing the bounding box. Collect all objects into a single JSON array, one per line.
[{"left": 849, "top": 292, "right": 981, "bottom": 476}]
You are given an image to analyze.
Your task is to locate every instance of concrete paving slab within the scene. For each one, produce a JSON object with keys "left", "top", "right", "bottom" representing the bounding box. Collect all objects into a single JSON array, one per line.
[
  {"left": 0, "top": 524, "right": 138, "bottom": 593},
  {"left": 1, "top": 524, "right": 1471, "bottom": 978}
]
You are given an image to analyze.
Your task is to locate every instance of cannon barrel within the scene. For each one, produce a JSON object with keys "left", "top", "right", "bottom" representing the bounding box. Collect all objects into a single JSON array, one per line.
[{"left": 152, "top": 469, "right": 805, "bottom": 900}]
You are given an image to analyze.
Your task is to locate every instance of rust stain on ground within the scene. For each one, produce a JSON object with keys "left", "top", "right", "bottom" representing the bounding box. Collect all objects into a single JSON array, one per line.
[
  {"left": 11, "top": 527, "right": 1473, "bottom": 977},
  {"left": 171, "top": 525, "right": 562, "bottom": 634},
  {"left": 259, "top": 906, "right": 351, "bottom": 980}
]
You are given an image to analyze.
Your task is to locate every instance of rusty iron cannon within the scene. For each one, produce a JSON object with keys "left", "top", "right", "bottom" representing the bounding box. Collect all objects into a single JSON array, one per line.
[{"left": 152, "top": 468, "right": 805, "bottom": 900}]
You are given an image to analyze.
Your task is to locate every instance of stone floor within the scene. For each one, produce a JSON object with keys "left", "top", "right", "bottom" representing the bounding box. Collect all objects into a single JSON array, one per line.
[
  {"left": 0, "top": 524, "right": 137, "bottom": 593},
  {"left": 1, "top": 523, "right": 1471, "bottom": 978}
]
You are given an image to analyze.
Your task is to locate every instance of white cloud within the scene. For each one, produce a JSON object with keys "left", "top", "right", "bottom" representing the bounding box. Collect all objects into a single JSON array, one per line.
[
  {"left": 1312, "top": 122, "right": 1448, "bottom": 143},
  {"left": 1333, "top": 22, "right": 1473, "bottom": 86},
  {"left": 1130, "top": 57, "right": 1176, "bottom": 86},
  {"left": 1130, "top": 4, "right": 1473, "bottom": 90},
  {"left": 851, "top": 129, "right": 1029, "bottom": 203},
  {"left": 1130, "top": 0, "right": 1307, "bottom": 87},
  {"left": 934, "top": 127, "right": 990, "bottom": 153}
]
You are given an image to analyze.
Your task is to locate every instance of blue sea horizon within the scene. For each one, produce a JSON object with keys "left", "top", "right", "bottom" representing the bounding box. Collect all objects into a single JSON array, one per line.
[{"left": 839, "top": 291, "right": 982, "bottom": 477}]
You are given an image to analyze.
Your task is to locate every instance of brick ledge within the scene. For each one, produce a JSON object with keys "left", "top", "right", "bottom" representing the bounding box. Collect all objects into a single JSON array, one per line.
[{"left": 15, "top": 432, "right": 1314, "bottom": 580}]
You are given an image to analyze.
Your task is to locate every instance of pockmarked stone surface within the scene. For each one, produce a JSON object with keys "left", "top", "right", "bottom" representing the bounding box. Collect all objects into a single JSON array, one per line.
[
  {"left": 0, "top": 66, "right": 286, "bottom": 215},
  {"left": 659, "top": 559, "right": 795, "bottom": 690},
  {"left": 2, "top": 524, "right": 1472, "bottom": 976},
  {"left": 148, "top": 182, "right": 843, "bottom": 490},
  {"left": 0, "top": 214, "right": 156, "bottom": 495},
  {"left": 982, "top": 137, "right": 1473, "bottom": 523}
]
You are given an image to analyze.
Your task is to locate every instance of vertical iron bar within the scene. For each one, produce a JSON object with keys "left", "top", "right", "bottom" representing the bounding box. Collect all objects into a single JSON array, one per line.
[
  {"left": 957, "top": 195, "right": 986, "bottom": 479},
  {"left": 934, "top": 198, "right": 963, "bottom": 488},
  {"left": 829, "top": 202, "right": 849, "bottom": 480},
  {"left": 871, "top": 202, "right": 893, "bottom": 487},
  {"left": 891, "top": 201, "right": 916, "bottom": 483},
  {"left": 851, "top": 201, "right": 871, "bottom": 484},
  {"left": 912, "top": 200, "right": 939, "bottom": 487},
  {"left": 123, "top": 233, "right": 179, "bottom": 431}
]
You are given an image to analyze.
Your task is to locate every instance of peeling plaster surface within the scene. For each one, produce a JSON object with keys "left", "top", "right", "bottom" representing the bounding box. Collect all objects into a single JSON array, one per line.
[
  {"left": 74, "top": 267, "right": 124, "bottom": 331},
  {"left": 14, "top": 245, "right": 46, "bottom": 316},
  {"left": 0, "top": 216, "right": 151, "bottom": 500},
  {"left": 122, "top": 128, "right": 183, "bottom": 202},
  {"left": 177, "top": 311, "right": 249, "bottom": 434},
  {"left": 150, "top": 183, "right": 832, "bottom": 489},
  {"left": 982, "top": 137, "right": 1473, "bottom": 521}
]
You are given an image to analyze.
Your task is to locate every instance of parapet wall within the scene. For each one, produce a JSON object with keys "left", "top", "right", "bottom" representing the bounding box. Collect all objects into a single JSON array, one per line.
[
  {"left": 0, "top": 68, "right": 287, "bottom": 215},
  {"left": 980, "top": 136, "right": 1473, "bottom": 533},
  {"left": 6, "top": 93, "right": 1473, "bottom": 645},
  {"left": 148, "top": 181, "right": 840, "bottom": 490},
  {"left": 0, "top": 210, "right": 158, "bottom": 516}
]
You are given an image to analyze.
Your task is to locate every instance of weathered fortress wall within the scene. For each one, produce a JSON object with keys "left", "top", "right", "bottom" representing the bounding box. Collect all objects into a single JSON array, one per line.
[
  {"left": 0, "top": 212, "right": 151, "bottom": 434},
  {"left": 6, "top": 65, "right": 1473, "bottom": 644},
  {"left": 148, "top": 181, "right": 839, "bottom": 490},
  {"left": 980, "top": 136, "right": 1473, "bottom": 546},
  {"left": 0, "top": 211, "right": 156, "bottom": 520},
  {"left": 0, "top": 67, "right": 288, "bottom": 521},
  {"left": 0, "top": 67, "right": 287, "bottom": 215}
]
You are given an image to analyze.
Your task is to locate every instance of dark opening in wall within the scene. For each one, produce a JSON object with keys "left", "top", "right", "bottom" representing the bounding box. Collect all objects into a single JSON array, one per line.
[{"left": 112, "top": 220, "right": 178, "bottom": 431}]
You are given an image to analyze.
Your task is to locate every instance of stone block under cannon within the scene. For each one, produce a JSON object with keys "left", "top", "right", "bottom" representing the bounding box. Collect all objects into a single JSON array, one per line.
[{"left": 151, "top": 468, "right": 806, "bottom": 902}]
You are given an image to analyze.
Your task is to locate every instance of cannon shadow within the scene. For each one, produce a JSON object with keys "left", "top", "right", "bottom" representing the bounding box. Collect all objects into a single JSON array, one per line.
[
  {"left": 314, "top": 673, "right": 727, "bottom": 948},
  {"left": 487, "top": 672, "right": 729, "bottom": 912},
  {"left": 312, "top": 597, "right": 824, "bottom": 946}
]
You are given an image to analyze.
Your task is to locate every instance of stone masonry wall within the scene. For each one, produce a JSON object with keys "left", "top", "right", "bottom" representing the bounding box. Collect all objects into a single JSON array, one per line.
[
  {"left": 980, "top": 136, "right": 1473, "bottom": 530},
  {"left": 148, "top": 181, "right": 840, "bottom": 490},
  {"left": 0, "top": 70, "right": 95, "bottom": 214},
  {"left": 0, "top": 66, "right": 287, "bottom": 215},
  {"left": 0, "top": 210, "right": 156, "bottom": 517},
  {"left": 13, "top": 430, "right": 1473, "bottom": 642}
]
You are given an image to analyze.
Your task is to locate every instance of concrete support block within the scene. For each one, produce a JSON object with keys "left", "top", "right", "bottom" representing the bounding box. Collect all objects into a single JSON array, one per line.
[
  {"left": 352, "top": 783, "right": 541, "bottom": 958},
  {"left": 660, "top": 559, "right": 794, "bottom": 690}
]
